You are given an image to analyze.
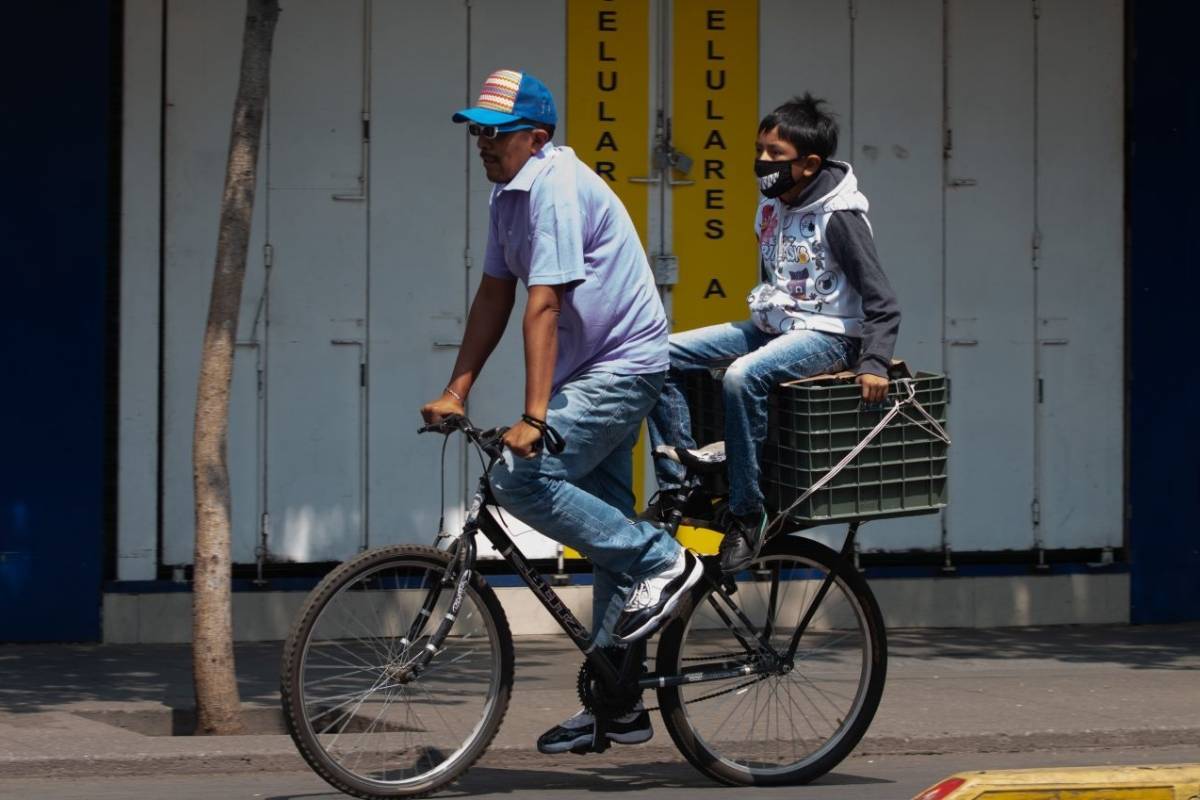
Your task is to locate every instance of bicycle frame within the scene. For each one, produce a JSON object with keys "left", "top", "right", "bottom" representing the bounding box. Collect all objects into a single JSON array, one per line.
[
  {"left": 409, "top": 415, "right": 854, "bottom": 700},
  {"left": 404, "top": 472, "right": 787, "bottom": 695}
]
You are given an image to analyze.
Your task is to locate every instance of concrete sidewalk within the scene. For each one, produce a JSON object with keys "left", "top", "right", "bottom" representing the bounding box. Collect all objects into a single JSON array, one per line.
[{"left": 0, "top": 624, "right": 1198, "bottom": 778}]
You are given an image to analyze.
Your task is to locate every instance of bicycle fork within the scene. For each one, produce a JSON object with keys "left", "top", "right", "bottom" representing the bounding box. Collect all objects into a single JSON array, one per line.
[{"left": 394, "top": 531, "right": 477, "bottom": 681}]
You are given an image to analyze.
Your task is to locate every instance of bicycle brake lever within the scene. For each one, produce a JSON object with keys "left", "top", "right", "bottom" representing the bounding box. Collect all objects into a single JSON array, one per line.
[
  {"left": 418, "top": 413, "right": 465, "bottom": 435},
  {"left": 478, "top": 425, "right": 509, "bottom": 460}
]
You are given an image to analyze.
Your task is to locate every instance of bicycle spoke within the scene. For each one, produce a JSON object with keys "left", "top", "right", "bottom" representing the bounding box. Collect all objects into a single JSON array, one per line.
[
  {"left": 288, "top": 553, "right": 509, "bottom": 794},
  {"left": 665, "top": 546, "right": 881, "bottom": 781}
]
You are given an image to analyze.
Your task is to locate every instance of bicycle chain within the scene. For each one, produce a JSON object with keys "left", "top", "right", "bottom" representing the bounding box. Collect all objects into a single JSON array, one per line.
[
  {"left": 641, "top": 672, "right": 772, "bottom": 713},
  {"left": 639, "top": 651, "right": 773, "bottom": 713}
]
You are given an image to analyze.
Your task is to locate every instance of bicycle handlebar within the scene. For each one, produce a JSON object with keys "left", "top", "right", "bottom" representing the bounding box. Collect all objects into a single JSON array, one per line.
[{"left": 418, "top": 414, "right": 510, "bottom": 461}]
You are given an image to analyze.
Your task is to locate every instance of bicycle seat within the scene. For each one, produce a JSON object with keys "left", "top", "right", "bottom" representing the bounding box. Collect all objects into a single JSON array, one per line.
[{"left": 653, "top": 442, "right": 727, "bottom": 474}]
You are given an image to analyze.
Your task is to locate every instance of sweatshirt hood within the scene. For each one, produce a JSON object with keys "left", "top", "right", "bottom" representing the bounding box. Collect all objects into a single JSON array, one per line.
[{"left": 783, "top": 160, "right": 869, "bottom": 215}]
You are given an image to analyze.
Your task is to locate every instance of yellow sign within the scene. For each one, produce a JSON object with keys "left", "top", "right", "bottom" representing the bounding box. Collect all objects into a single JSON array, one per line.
[
  {"left": 672, "top": 0, "right": 759, "bottom": 331},
  {"left": 671, "top": 1, "right": 758, "bottom": 551},
  {"left": 567, "top": 0, "right": 650, "bottom": 243},
  {"left": 566, "top": 0, "right": 652, "bottom": 549}
]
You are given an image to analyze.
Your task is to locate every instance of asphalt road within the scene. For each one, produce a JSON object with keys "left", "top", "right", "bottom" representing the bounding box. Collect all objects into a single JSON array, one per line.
[{"left": 4, "top": 744, "right": 1199, "bottom": 800}]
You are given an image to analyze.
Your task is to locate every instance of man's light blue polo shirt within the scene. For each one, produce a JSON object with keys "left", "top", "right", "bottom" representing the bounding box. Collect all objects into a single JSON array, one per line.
[{"left": 483, "top": 142, "right": 668, "bottom": 390}]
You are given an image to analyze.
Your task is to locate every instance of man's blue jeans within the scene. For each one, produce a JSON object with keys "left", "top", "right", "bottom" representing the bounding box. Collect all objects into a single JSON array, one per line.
[
  {"left": 489, "top": 369, "right": 677, "bottom": 647},
  {"left": 646, "top": 321, "right": 858, "bottom": 517}
]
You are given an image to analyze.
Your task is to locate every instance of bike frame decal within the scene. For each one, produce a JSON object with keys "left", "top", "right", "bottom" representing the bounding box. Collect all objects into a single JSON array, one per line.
[{"left": 476, "top": 503, "right": 593, "bottom": 650}]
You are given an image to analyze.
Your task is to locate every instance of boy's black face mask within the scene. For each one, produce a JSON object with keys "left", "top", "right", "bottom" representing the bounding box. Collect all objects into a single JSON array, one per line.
[{"left": 754, "top": 159, "right": 800, "bottom": 198}]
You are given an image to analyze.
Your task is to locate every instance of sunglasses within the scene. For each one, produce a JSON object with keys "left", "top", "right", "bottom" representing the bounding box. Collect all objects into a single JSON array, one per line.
[{"left": 468, "top": 122, "right": 534, "bottom": 139}]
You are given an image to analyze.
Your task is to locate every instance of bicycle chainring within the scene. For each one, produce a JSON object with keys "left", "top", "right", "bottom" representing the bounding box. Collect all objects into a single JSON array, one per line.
[{"left": 576, "top": 659, "right": 640, "bottom": 719}]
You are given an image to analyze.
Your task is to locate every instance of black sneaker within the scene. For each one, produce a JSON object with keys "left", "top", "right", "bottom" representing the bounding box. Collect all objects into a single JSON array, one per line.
[
  {"left": 536, "top": 705, "right": 653, "bottom": 754},
  {"left": 613, "top": 549, "right": 704, "bottom": 643},
  {"left": 717, "top": 507, "right": 768, "bottom": 574}
]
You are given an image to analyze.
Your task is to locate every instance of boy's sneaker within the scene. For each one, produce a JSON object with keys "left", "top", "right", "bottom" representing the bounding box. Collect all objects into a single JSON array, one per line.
[
  {"left": 717, "top": 507, "right": 768, "bottom": 574},
  {"left": 536, "top": 704, "right": 653, "bottom": 754},
  {"left": 613, "top": 549, "right": 703, "bottom": 643}
]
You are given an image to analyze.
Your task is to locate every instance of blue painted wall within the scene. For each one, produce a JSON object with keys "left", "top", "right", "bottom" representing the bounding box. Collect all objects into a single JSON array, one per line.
[
  {"left": 0, "top": 1, "right": 112, "bottom": 641},
  {"left": 1128, "top": 3, "right": 1200, "bottom": 623}
]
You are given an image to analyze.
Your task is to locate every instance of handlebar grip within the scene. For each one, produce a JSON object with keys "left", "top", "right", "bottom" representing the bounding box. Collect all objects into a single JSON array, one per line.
[{"left": 418, "top": 413, "right": 465, "bottom": 435}]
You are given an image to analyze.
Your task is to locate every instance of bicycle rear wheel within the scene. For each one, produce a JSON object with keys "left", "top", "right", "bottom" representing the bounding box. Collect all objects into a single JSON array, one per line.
[
  {"left": 281, "top": 544, "right": 513, "bottom": 799},
  {"left": 656, "top": 534, "right": 886, "bottom": 786}
]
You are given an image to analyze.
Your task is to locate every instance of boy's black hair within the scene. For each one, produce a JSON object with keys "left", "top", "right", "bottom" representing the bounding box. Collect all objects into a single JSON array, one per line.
[{"left": 758, "top": 93, "right": 838, "bottom": 160}]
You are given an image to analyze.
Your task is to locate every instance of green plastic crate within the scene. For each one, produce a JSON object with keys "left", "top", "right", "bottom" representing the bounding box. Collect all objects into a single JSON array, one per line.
[{"left": 682, "top": 370, "right": 949, "bottom": 525}]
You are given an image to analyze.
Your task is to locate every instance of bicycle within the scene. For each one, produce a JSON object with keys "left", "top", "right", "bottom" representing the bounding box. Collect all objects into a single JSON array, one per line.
[{"left": 280, "top": 383, "right": 946, "bottom": 798}]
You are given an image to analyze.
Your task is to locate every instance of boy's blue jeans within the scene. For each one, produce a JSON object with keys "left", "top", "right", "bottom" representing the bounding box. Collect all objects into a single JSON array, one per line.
[
  {"left": 489, "top": 369, "right": 677, "bottom": 647},
  {"left": 646, "top": 320, "right": 858, "bottom": 517}
]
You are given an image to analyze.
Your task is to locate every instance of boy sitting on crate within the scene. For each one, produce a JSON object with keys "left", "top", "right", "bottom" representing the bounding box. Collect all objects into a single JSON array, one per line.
[{"left": 646, "top": 93, "right": 901, "bottom": 574}]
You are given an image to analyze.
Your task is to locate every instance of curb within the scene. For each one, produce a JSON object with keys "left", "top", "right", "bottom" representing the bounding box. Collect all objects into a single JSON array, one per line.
[
  {"left": 4, "top": 729, "right": 1199, "bottom": 780},
  {"left": 913, "top": 763, "right": 1200, "bottom": 800}
]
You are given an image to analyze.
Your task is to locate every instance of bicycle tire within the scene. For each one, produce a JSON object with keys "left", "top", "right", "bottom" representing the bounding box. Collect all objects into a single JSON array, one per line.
[
  {"left": 280, "top": 544, "right": 513, "bottom": 799},
  {"left": 656, "top": 534, "right": 886, "bottom": 786}
]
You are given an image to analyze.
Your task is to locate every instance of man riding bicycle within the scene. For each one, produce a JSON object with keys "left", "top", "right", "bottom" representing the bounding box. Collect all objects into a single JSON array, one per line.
[{"left": 420, "top": 69, "right": 703, "bottom": 753}]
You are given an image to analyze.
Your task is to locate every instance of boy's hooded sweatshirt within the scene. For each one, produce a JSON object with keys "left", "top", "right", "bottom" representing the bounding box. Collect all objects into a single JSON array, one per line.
[{"left": 750, "top": 160, "right": 900, "bottom": 377}]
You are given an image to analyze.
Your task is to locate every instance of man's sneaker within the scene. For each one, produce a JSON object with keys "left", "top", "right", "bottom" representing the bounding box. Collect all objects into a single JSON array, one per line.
[
  {"left": 536, "top": 704, "right": 653, "bottom": 754},
  {"left": 717, "top": 507, "right": 768, "bottom": 574},
  {"left": 613, "top": 549, "right": 703, "bottom": 643}
]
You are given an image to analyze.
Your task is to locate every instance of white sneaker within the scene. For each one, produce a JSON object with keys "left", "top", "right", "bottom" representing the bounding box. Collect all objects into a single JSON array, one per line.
[{"left": 612, "top": 549, "right": 703, "bottom": 643}]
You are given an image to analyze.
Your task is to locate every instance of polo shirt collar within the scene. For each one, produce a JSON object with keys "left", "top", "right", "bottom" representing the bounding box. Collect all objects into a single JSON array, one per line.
[{"left": 498, "top": 141, "right": 557, "bottom": 193}]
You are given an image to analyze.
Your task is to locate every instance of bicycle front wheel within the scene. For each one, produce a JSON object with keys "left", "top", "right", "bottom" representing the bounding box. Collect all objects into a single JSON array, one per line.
[
  {"left": 656, "top": 534, "right": 886, "bottom": 786},
  {"left": 280, "top": 544, "right": 513, "bottom": 799}
]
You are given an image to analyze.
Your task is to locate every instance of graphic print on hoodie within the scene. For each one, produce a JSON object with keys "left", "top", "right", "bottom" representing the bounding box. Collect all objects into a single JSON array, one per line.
[{"left": 749, "top": 160, "right": 869, "bottom": 336}]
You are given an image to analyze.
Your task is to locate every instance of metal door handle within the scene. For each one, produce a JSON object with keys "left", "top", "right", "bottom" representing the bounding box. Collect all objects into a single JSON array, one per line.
[
  {"left": 628, "top": 175, "right": 661, "bottom": 184},
  {"left": 948, "top": 339, "right": 978, "bottom": 346},
  {"left": 433, "top": 340, "right": 462, "bottom": 349},
  {"left": 947, "top": 178, "right": 978, "bottom": 188}
]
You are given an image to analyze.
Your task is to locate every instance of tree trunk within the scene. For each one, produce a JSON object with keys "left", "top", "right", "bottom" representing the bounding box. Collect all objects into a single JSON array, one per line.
[{"left": 192, "top": 0, "right": 280, "bottom": 736}]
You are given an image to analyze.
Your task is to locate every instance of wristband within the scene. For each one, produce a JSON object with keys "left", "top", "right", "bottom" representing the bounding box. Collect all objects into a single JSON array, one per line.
[
  {"left": 521, "top": 413, "right": 548, "bottom": 429},
  {"left": 445, "top": 387, "right": 464, "bottom": 403},
  {"left": 520, "top": 414, "right": 566, "bottom": 455}
]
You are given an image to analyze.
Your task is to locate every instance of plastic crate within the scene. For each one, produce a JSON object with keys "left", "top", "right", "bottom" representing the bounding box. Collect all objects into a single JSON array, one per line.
[{"left": 682, "top": 370, "right": 949, "bottom": 525}]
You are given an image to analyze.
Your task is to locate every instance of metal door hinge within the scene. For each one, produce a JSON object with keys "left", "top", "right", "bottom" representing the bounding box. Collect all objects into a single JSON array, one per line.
[
  {"left": 1037, "top": 377, "right": 1044, "bottom": 403},
  {"left": 849, "top": 0, "right": 857, "bottom": 20},
  {"left": 362, "top": 111, "right": 370, "bottom": 142},
  {"left": 1032, "top": 228, "right": 1042, "bottom": 269},
  {"left": 464, "top": 247, "right": 473, "bottom": 270},
  {"left": 1032, "top": 0, "right": 1041, "bottom": 19},
  {"left": 264, "top": 243, "right": 274, "bottom": 268},
  {"left": 1031, "top": 498, "right": 1041, "bottom": 526},
  {"left": 257, "top": 513, "right": 270, "bottom": 551}
]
